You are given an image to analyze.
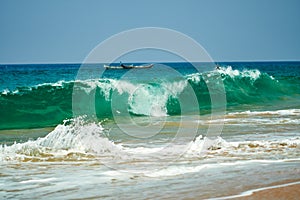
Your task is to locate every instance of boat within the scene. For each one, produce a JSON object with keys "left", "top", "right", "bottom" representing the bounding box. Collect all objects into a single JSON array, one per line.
[{"left": 104, "top": 64, "right": 154, "bottom": 70}]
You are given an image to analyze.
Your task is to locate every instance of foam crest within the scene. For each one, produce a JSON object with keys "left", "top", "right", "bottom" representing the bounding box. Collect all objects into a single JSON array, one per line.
[
  {"left": 36, "top": 80, "right": 67, "bottom": 88},
  {"left": 217, "top": 66, "right": 261, "bottom": 80},
  {"left": 185, "top": 66, "right": 264, "bottom": 87}
]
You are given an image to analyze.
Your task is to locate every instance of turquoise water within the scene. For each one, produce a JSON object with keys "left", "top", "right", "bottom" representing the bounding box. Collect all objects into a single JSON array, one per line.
[
  {"left": 1, "top": 62, "right": 299, "bottom": 130},
  {"left": 0, "top": 62, "right": 300, "bottom": 199}
]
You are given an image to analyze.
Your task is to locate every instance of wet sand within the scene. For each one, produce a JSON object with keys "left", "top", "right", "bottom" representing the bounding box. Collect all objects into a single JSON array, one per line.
[
  {"left": 221, "top": 180, "right": 300, "bottom": 200},
  {"left": 238, "top": 183, "right": 300, "bottom": 200}
]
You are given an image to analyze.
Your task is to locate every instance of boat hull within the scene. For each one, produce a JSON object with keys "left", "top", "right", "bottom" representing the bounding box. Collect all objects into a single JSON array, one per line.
[{"left": 104, "top": 64, "right": 154, "bottom": 69}]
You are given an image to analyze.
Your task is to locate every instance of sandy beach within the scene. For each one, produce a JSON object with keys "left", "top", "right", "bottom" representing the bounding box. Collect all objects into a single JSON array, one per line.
[
  {"left": 215, "top": 180, "right": 300, "bottom": 200},
  {"left": 241, "top": 184, "right": 300, "bottom": 200}
]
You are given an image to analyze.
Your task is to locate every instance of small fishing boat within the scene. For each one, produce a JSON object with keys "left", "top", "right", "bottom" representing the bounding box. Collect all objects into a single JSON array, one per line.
[{"left": 104, "top": 64, "right": 154, "bottom": 69}]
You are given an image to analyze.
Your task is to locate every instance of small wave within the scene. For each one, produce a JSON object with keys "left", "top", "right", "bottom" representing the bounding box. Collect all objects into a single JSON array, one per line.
[
  {"left": 186, "top": 134, "right": 300, "bottom": 161},
  {"left": 1, "top": 119, "right": 299, "bottom": 177},
  {"left": 144, "top": 135, "right": 300, "bottom": 177},
  {"left": 0, "top": 117, "right": 121, "bottom": 162}
]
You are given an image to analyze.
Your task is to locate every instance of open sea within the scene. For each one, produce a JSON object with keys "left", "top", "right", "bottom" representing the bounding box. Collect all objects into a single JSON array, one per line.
[{"left": 0, "top": 62, "right": 300, "bottom": 199}]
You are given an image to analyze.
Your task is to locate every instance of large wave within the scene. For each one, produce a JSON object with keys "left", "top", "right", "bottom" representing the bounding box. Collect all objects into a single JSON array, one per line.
[{"left": 0, "top": 67, "right": 297, "bottom": 129}]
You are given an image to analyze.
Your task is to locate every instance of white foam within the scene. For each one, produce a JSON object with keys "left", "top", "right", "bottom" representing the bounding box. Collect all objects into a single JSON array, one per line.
[
  {"left": 127, "top": 84, "right": 167, "bottom": 117},
  {"left": 37, "top": 117, "right": 119, "bottom": 154},
  {"left": 1, "top": 89, "right": 10, "bottom": 95},
  {"left": 208, "top": 117, "right": 300, "bottom": 125},
  {"left": 228, "top": 109, "right": 300, "bottom": 116},
  {"left": 186, "top": 135, "right": 229, "bottom": 156},
  {"left": 185, "top": 66, "right": 265, "bottom": 87},
  {"left": 146, "top": 164, "right": 207, "bottom": 177},
  {"left": 161, "top": 80, "right": 187, "bottom": 97},
  {"left": 145, "top": 158, "right": 300, "bottom": 178},
  {"left": 20, "top": 178, "right": 57, "bottom": 184},
  {"left": 123, "top": 146, "right": 163, "bottom": 154},
  {"left": 0, "top": 80, "right": 71, "bottom": 95},
  {"left": 36, "top": 80, "right": 66, "bottom": 88},
  {"left": 217, "top": 66, "right": 261, "bottom": 80},
  {"left": 127, "top": 80, "right": 188, "bottom": 117},
  {"left": 0, "top": 117, "right": 122, "bottom": 162},
  {"left": 186, "top": 73, "right": 202, "bottom": 83},
  {"left": 113, "top": 80, "right": 137, "bottom": 95},
  {"left": 184, "top": 134, "right": 300, "bottom": 161}
]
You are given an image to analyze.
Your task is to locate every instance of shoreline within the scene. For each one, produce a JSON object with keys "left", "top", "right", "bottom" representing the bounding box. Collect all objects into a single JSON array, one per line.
[{"left": 209, "top": 180, "right": 300, "bottom": 200}]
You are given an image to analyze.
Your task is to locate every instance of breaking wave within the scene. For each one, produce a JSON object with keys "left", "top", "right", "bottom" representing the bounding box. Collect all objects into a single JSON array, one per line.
[{"left": 0, "top": 67, "right": 297, "bottom": 129}]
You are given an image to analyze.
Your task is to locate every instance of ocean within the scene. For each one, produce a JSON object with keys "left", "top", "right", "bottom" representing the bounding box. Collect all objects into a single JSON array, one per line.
[{"left": 0, "top": 62, "right": 299, "bottom": 199}]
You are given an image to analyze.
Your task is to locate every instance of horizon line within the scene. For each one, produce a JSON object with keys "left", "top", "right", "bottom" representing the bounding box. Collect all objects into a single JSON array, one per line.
[{"left": 1, "top": 59, "right": 300, "bottom": 65}]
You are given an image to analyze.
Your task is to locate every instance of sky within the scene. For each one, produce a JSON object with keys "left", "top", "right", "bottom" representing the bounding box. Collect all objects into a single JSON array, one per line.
[{"left": 0, "top": 0, "right": 300, "bottom": 63}]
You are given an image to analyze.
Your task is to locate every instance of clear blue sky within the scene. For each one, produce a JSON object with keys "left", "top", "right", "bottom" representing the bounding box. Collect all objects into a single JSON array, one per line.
[{"left": 0, "top": 0, "right": 300, "bottom": 63}]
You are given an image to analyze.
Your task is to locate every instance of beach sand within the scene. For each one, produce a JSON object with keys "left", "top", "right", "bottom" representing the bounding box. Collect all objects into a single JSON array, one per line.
[{"left": 233, "top": 181, "right": 300, "bottom": 200}]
